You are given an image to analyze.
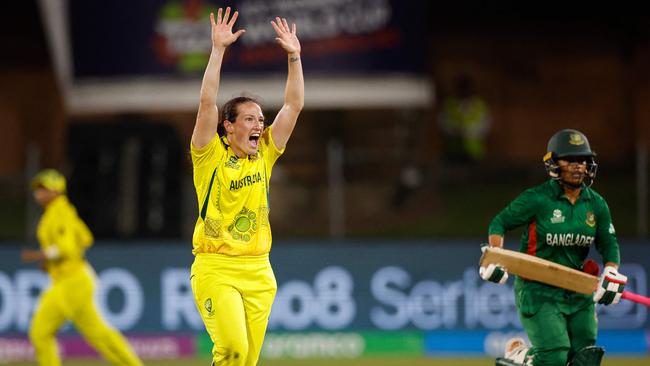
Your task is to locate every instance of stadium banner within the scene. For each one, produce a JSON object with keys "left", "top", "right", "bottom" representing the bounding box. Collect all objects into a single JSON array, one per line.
[
  {"left": 260, "top": 331, "right": 423, "bottom": 359},
  {"left": 0, "top": 335, "right": 195, "bottom": 363},
  {"left": 0, "top": 240, "right": 648, "bottom": 360},
  {"left": 68, "top": 0, "right": 430, "bottom": 79}
]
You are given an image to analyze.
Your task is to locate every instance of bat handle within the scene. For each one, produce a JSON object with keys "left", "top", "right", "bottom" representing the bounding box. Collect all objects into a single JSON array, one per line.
[{"left": 622, "top": 291, "right": 650, "bottom": 307}]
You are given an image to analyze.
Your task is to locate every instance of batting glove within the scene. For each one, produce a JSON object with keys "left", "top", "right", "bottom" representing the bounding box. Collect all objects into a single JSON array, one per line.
[
  {"left": 479, "top": 244, "right": 508, "bottom": 284},
  {"left": 593, "top": 265, "right": 627, "bottom": 305}
]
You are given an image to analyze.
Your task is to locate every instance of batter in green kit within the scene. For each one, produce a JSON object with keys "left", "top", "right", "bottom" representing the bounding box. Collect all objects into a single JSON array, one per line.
[{"left": 480, "top": 129, "right": 628, "bottom": 366}]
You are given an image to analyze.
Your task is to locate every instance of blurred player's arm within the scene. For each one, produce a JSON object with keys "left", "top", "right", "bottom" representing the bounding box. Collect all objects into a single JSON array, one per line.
[
  {"left": 488, "top": 188, "right": 541, "bottom": 248},
  {"left": 20, "top": 248, "right": 48, "bottom": 271},
  {"left": 21, "top": 222, "right": 65, "bottom": 268},
  {"left": 72, "top": 210, "right": 94, "bottom": 251},
  {"left": 481, "top": 189, "right": 541, "bottom": 284},
  {"left": 30, "top": 209, "right": 89, "bottom": 264},
  {"left": 269, "top": 17, "right": 304, "bottom": 150},
  {"left": 21, "top": 249, "right": 46, "bottom": 262},
  {"left": 593, "top": 196, "right": 620, "bottom": 269},
  {"left": 21, "top": 220, "right": 62, "bottom": 264},
  {"left": 192, "top": 7, "right": 245, "bottom": 149}
]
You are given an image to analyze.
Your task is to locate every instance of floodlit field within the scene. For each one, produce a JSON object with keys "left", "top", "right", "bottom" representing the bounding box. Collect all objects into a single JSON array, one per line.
[{"left": 7, "top": 357, "right": 650, "bottom": 366}]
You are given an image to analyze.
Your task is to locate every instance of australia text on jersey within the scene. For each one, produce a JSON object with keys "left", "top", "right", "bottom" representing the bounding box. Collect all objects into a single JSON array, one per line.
[{"left": 229, "top": 173, "right": 263, "bottom": 191}]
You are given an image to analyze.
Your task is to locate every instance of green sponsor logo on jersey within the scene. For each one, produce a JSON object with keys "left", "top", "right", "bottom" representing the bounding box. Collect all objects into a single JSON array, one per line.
[
  {"left": 228, "top": 207, "right": 258, "bottom": 242},
  {"left": 550, "top": 209, "right": 565, "bottom": 224}
]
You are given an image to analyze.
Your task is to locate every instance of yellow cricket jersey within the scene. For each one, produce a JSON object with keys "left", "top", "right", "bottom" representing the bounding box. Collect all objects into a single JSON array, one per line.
[
  {"left": 191, "top": 126, "right": 284, "bottom": 256},
  {"left": 36, "top": 195, "right": 93, "bottom": 281}
]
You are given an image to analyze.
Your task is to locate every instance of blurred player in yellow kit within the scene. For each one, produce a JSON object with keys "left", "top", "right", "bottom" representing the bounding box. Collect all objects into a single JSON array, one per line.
[
  {"left": 190, "top": 7, "right": 303, "bottom": 366},
  {"left": 22, "top": 169, "right": 144, "bottom": 366}
]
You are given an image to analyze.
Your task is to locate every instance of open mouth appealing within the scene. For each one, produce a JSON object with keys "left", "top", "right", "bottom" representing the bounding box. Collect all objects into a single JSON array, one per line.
[{"left": 249, "top": 133, "right": 260, "bottom": 149}]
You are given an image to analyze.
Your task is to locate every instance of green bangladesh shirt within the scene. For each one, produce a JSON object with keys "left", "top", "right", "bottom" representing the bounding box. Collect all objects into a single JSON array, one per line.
[{"left": 489, "top": 179, "right": 620, "bottom": 271}]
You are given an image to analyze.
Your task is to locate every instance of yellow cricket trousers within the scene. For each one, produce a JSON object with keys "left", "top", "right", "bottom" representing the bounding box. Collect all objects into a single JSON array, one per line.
[
  {"left": 29, "top": 263, "right": 143, "bottom": 366},
  {"left": 191, "top": 253, "right": 277, "bottom": 366}
]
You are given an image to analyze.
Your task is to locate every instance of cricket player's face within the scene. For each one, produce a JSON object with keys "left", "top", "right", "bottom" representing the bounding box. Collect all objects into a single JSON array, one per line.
[
  {"left": 33, "top": 187, "right": 58, "bottom": 207},
  {"left": 226, "top": 102, "right": 265, "bottom": 157},
  {"left": 558, "top": 157, "right": 587, "bottom": 186}
]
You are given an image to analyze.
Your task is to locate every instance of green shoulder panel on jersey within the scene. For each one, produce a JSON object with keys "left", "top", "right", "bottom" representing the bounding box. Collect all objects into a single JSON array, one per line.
[{"left": 200, "top": 167, "right": 217, "bottom": 221}]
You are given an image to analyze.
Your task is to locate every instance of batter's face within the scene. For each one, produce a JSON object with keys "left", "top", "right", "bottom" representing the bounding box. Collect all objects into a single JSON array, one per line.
[
  {"left": 224, "top": 102, "right": 265, "bottom": 157},
  {"left": 557, "top": 157, "right": 588, "bottom": 187}
]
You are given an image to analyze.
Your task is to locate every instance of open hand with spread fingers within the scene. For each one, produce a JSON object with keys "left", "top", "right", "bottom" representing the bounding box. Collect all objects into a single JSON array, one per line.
[
  {"left": 210, "top": 7, "right": 245, "bottom": 49},
  {"left": 593, "top": 265, "right": 627, "bottom": 305},
  {"left": 271, "top": 17, "right": 301, "bottom": 55}
]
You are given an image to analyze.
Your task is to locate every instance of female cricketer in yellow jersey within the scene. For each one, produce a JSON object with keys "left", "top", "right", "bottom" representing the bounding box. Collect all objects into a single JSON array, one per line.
[
  {"left": 22, "top": 169, "right": 143, "bottom": 366},
  {"left": 189, "top": 7, "right": 303, "bottom": 366}
]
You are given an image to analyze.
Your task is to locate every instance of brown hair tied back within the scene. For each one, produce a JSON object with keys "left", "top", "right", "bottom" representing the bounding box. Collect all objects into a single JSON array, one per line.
[{"left": 218, "top": 95, "right": 262, "bottom": 137}]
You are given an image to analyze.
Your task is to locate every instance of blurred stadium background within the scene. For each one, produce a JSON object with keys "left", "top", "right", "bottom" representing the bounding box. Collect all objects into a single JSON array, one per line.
[{"left": 1, "top": 0, "right": 649, "bottom": 365}]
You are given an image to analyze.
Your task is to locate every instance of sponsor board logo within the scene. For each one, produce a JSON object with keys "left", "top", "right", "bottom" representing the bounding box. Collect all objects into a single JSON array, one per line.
[
  {"left": 0, "top": 338, "right": 34, "bottom": 363},
  {"left": 0, "top": 257, "right": 645, "bottom": 334},
  {"left": 262, "top": 332, "right": 364, "bottom": 359},
  {"left": 0, "top": 336, "right": 194, "bottom": 362}
]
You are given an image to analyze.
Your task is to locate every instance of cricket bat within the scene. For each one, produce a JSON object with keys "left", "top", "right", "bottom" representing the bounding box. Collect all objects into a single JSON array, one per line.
[{"left": 479, "top": 246, "right": 650, "bottom": 307}]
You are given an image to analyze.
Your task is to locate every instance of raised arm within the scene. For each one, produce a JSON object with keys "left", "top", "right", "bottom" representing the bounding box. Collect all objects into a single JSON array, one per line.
[
  {"left": 192, "top": 7, "right": 245, "bottom": 149},
  {"left": 269, "top": 17, "right": 304, "bottom": 150}
]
